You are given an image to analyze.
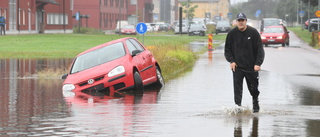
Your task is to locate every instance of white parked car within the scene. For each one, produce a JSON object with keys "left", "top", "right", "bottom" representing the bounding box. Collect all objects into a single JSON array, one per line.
[{"left": 174, "top": 23, "right": 189, "bottom": 34}]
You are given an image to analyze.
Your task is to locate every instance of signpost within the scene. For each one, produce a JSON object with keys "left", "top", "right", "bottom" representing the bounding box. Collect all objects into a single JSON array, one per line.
[
  {"left": 315, "top": 10, "right": 320, "bottom": 37},
  {"left": 227, "top": 12, "right": 232, "bottom": 19},
  {"left": 299, "top": 10, "right": 305, "bottom": 30},
  {"left": 255, "top": 10, "right": 261, "bottom": 18},
  {"left": 136, "top": 22, "right": 147, "bottom": 44}
]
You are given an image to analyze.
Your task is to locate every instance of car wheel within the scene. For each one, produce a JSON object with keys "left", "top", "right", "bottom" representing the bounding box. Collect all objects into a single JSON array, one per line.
[
  {"left": 282, "top": 43, "right": 285, "bottom": 47},
  {"left": 310, "top": 26, "right": 316, "bottom": 32},
  {"left": 133, "top": 71, "right": 143, "bottom": 94},
  {"left": 189, "top": 33, "right": 193, "bottom": 36},
  {"left": 264, "top": 44, "right": 268, "bottom": 47},
  {"left": 286, "top": 39, "right": 289, "bottom": 46},
  {"left": 155, "top": 66, "right": 165, "bottom": 87}
]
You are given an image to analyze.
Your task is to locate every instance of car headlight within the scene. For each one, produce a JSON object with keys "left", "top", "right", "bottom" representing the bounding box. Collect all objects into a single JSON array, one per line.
[
  {"left": 261, "top": 36, "right": 266, "bottom": 39},
  {"left": 108, "top": 65, "right": 125, "bottom": 77},
  {"left": 63, "top": 84, "right": 75, "bottom": 91},
  {"left": 277, "top": 36, "right": 283, "bottom": 39},
  {"left": 62, "top": 90, "right": 76, "bottom": 97}
]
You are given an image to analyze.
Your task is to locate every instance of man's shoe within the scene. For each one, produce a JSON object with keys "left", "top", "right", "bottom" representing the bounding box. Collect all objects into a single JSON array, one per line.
[{"left": 253, "top": 98, "right": 260, "bottom": 113}]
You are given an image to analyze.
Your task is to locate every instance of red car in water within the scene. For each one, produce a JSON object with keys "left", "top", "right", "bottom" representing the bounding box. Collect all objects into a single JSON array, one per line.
[
  {"left": 261, "top": 26, "right": 290, "bottom": 47},
  {"left": 62, "top": 37, "right": 164, "bottom": 96}
]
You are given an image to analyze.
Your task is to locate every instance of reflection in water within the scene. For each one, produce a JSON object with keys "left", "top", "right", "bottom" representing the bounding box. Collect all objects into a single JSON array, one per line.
[
  {"left": 1, "top": 57, "right": 320, "bottom": 136},
  {"left": 233, "top": 116, "right": 259, "bottom": 137},
  {"left": 295, "top": 86, "right": 320, "bottom": 105}
]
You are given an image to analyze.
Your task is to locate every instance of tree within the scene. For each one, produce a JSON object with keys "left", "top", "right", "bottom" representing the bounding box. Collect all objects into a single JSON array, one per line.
[{"left": 181, "top": 0, "right": 198, "bottom": 21}]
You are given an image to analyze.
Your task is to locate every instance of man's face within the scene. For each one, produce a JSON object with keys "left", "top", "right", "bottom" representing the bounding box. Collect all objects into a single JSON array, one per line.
[{"left": 237, "top": 19, "right": 247, "bottom": 30}]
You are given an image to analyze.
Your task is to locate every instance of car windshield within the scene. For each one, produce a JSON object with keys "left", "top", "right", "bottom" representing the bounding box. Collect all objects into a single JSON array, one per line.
[
  {"left": 263, "top": 27, "right": 284, "bottom": 33},
  {"left": 190, "top": 24, "right": 203, "bottom": 29},
  {"left": 123, "top": 25, "right": 134, "bottom": 29},
  {"left": 217, "top": 21, "right": 230, "bottom": 27},
  {"left": 70, "top": 42, "right": 126, "bottom": 74},
  {"left": 264, "top": 19, "right": 280, "bottom": 27}
]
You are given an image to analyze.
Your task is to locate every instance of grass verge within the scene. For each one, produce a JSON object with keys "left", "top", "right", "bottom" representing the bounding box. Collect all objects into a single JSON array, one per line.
[
  {"left": 288, "top": 26, "right": 320, "bottom": 49},
  {"left": 2, "top": 33, "right": 226, "bottom": 81}
]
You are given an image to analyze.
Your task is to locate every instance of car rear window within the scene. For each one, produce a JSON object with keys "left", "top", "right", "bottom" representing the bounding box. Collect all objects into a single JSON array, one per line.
[
  {"left": 263, "top": 27, "right": 284, "bottom": 33},
  {"left": 70, "top": 42, "right": 126, "bottom": 74}
]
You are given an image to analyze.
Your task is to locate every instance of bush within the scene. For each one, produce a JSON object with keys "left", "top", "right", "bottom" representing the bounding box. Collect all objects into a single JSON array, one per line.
[
  {"left": 206, "top": 24, "right": 216, "bottom": 34},
  {"left": 310, "top": 31, "right": 319, "bottom": 47},
  {"left": 73, "top": 27, "right": 104, "bottom": 34}
]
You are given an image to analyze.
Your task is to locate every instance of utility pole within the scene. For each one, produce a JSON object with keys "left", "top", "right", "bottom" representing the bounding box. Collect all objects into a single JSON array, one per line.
[{"left": 119, "top": 0, "right": 122, "bottom": 36}]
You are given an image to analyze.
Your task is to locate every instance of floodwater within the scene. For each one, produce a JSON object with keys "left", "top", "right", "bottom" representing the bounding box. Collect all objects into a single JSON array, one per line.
[{"left": 1, "top": 31, "right": 320, "bottom": 136}]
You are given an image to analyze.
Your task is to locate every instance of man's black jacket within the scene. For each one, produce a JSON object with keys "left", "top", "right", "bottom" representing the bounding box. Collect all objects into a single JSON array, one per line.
[{"left": 224, "top": 26, "right": 265, "bottom": 71}]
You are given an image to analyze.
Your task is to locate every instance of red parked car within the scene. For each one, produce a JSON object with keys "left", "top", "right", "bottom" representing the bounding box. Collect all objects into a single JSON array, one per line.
[
  {"left": 261, "top": 26, "right": 290, "bottom": 47},
  {"left": 62, "top": 37, "right": 164, "bottom": 97},
  {"left": 121, "top": 25, "right": 136, "bottom": 35}
]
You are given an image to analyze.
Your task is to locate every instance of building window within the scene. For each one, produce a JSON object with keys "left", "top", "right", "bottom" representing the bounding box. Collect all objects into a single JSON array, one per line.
[
  {"left": 47, "top": 13, "right": 68, "bottom": 25},
  {"left": 22, "top": 10, "right": 25, "bottom": 25},
  {"left": 105, "top": 0, "right": 108, "bottom": 6}
]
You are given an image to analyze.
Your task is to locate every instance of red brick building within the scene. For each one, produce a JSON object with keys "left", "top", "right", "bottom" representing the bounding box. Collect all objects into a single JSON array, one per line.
[
  {"left": 0, "top": 0, "right": 73, "bottom": 34},
  {"left": 73, "top": 0, "right": 153, "bottom": 31}
]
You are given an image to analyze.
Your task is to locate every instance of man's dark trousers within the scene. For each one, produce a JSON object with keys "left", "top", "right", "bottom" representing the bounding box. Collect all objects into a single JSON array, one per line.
[
  {"left": 0, "top": 25, "right": 5, "bottom": 35},
  {"left": 233, "top": 68, "right": 260, "bottom": 106}
]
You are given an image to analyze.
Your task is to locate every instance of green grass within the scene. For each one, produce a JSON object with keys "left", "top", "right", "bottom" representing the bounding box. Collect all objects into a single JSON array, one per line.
[
  {"left": 1, "top": 33, "right": 226, "bottom": 81},
  {"left": 0, "top": 33, "right": 225, "bottom": 58},
  {"left": 288, "top": 26, "right": 319, "bottom": 49}
]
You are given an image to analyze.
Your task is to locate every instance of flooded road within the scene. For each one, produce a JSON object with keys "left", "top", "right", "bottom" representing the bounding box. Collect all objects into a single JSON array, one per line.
[{"left": 1, "top": 32, "right": 320, "bottom": 136}]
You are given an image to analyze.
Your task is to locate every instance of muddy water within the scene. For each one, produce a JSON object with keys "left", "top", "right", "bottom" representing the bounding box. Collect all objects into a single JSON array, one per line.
[{"left": 1, "top": 33, "right": 320, "bottom": 136}]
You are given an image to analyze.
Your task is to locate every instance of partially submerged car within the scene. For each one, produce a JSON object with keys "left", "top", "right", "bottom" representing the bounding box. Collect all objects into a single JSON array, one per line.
[{"left": 62, "top": 37, "right": 164, "bottom": 97}]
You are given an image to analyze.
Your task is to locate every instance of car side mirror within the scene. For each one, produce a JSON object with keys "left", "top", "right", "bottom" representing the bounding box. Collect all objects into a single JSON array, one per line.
[
  {"left": 287, "top": 31, "right": 290, "bottom": 33},
  {"left": 132, "top": 50, "right": 142, "bottom": 57},
  {"left": 62, "top": 73, "right": 68, "bottom": 79}
]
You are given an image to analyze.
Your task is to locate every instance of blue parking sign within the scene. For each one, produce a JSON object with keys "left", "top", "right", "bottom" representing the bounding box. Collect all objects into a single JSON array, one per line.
[{"left": 136, "top": 23, "right": 147, "bottom": 34}]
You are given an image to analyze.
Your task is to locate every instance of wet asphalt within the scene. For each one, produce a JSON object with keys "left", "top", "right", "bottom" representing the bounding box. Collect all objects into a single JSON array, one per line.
[{"left": 0, "top": 30, "right": 320, "bottom": 136}]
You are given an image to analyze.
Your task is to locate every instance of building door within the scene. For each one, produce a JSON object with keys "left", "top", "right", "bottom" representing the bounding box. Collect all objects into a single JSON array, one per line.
[{"left": 36, "top": 8, "right": 44, "bottom": 33}]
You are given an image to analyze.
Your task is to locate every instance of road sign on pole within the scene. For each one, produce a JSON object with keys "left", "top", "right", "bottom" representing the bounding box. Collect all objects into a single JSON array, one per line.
[
  {"left": 136, "top": 22, "right": 147, "bottom": 44},
  {"left": 76, "top": 12, "right": 80, "bottom": 21},
  {"left": 315, "top": 10, "right": 320, "bottom": 17},
  {"left": 299, "top": 10, "right": 305, "bottom": 17},
  {"left": 136, "top": 22, "right": 147, "bottom": 34}
]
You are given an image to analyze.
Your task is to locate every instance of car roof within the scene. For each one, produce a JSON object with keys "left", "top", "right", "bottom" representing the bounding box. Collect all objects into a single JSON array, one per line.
[{"left": 77, "top": 37, "right": 135, "bottom": 57}]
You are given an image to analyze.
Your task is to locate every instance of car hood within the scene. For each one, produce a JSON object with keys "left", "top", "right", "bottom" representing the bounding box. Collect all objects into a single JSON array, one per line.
[
  {"left": 122, "top": 28, "right": 135, "bottom": 31},
  {"left": 63, "top": 57, "right": 127, "bottom": 85},
  {"left": 261, "top": 33, "right": 284, "bottom": 37}
]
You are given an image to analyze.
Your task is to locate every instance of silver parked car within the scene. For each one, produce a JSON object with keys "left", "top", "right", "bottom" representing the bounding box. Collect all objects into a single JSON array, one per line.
[{"left": 174, "top": 23, "right": 189, "bottom": 34}]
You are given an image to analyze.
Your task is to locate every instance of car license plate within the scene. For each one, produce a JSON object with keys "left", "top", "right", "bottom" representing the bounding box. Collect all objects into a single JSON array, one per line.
[
  {"left": 268, "top": 39, "right": 275, "bottom": 42},
  {"left": 194, "top": 32, "right": 199, "bottom": 34},
  {"left": 83, "top": 84, "right": 104, "bottom": 92},
  {"left": 221, "top": 28, "right": 226, "bottom": 31}
]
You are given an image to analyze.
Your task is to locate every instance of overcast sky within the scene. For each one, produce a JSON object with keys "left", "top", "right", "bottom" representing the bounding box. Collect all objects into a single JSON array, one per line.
[{"left": 230, "top": 0, "right": 249, "bottom": 5}]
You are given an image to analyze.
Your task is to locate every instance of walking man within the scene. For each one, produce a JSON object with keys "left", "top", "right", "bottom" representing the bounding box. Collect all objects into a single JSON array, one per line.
[
  {"left": 0, "top": 15, "right": 6, "bottom": 35},
  {"left": 224, "top": 13, "right": 265, "bottom": 113}
]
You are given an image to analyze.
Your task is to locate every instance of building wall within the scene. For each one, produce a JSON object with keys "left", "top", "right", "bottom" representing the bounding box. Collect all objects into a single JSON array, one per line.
[
  {"left": 178, "top": 0, "right": 230, "bottom": 20},
  {"left": 73, "top": 0, "right": 100, "bottom": 29},
  {"left": 0, "top": 0, "right": 73, "bottom": 34},
  {"left": 45, "top": 0, "right": 73, "bottom": 31}
]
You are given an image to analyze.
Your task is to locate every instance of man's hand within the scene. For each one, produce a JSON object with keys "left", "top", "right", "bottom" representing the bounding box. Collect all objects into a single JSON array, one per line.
[
  {"left": 230, "top": 62, "right": 237, "bottom": 72},
  {"left": 254, "top": 65, "right": 261, "bottom": 72}
]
